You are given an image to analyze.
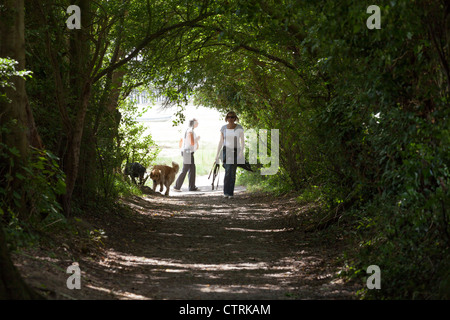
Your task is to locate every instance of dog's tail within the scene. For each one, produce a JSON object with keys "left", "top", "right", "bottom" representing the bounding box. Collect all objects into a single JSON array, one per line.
[{"left": 172, "top": 161, "right": 180, "bottom": 174}]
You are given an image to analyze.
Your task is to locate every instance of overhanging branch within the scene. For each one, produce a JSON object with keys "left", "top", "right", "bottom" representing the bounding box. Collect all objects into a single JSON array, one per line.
[{"left": 92, "top": 12, "right": 215, "bottom": 83}]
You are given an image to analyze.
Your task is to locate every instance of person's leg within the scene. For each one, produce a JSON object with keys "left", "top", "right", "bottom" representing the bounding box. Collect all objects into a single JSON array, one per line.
[
  {"left": 188, "top": 153, "right": 197, "bottom": 190},
  {"left": 223, "top": 164, "right": 233, "bottom": 196},
  {"left": 228, "top": 164, "right": 237, "bottom": 196},
  {"left": 174, "top": 161, "right": 190, "bottom": 190}
]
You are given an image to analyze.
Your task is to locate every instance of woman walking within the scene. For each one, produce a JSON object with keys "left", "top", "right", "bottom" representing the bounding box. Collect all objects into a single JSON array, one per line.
[
  {"left": 215, "top": 111, "right": 244, "bottom": 198},
  {"left": 174, "top": 118, "right": 200, "bottom": 192}
]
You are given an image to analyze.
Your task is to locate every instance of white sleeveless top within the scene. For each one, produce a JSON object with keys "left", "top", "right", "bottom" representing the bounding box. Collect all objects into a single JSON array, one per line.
[
  {"left": 182, "top": 127, "right": 198, "bottom": 152},
  {"left": 221, "top": 124, "right": 244, "bottom": 149}
]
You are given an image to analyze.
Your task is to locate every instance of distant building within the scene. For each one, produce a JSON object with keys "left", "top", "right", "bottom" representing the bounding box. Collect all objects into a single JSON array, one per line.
[
  {"left": 128, "top": 89, "right": 172, "bottom": 122},
  {"left": 127, "top": 89, "right": 166, "bottom": 106}
]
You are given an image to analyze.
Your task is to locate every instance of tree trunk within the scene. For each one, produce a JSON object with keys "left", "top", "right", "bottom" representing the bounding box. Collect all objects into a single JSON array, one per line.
[
  {"left": 60, "top": 82, "right": 92, "bottom": 216},
  {"left": 0, "top": 0, "right": 29, "bottom": 159},
  {"left": 0, "top": 0, "right": 30, "bottom": 221},
  {"left": 59, "top": 0, "right": 92, "bottom": 216},
  {"left": 0, "top": 227, "right": 43, "bottom": 299},
  {"left": 0, "top": 0, "right": 43, "bottom": 299}
]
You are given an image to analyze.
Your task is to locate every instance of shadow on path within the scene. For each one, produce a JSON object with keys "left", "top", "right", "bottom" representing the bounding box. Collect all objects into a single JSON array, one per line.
[{"left": 76, "top": 184, "right": 359, "bottom": 299}]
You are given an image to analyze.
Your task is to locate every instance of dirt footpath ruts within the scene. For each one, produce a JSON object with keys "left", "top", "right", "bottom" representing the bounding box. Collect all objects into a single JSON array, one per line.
[
  {"left": 75, "top": 187, "right": 359, "bottom": 299},
  {"left": 13, "top": 186, "right": 360, "bottom": 299}
]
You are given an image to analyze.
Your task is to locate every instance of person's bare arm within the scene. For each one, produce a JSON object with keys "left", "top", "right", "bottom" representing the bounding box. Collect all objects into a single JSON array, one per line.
[
  {"left": 215, "top": 132, "right": 224, "bottom": 162},
  {"left": 238, "top": 129, "right": 245, "bottom": 159}
]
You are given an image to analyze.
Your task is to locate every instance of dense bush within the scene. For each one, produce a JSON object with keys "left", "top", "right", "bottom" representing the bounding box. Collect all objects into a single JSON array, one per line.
[{"left": 191, "top": 0, "right": 450, "bottom": 299}]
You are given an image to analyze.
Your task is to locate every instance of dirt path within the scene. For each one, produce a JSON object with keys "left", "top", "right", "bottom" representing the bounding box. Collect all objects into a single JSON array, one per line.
[{"left": 14, "top": 181, "right": 360, "bottom": 300}]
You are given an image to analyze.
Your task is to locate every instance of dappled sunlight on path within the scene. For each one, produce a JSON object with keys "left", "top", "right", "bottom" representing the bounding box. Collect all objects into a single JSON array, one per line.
[{"left": 75, "top": 189, "right": 359, "bottom": 300}]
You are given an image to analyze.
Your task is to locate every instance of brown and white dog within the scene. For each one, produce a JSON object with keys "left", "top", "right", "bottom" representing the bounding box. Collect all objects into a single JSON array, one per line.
[{"left": 149, "top": 162, "right": 179, "bottom": 196}]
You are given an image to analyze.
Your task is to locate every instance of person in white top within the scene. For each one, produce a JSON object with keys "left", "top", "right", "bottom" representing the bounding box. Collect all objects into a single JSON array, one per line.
[
  {"left": 174, "top": 119, "right": 200, "bottom": 191},
  {"left": 215, "top": 111, "right": 244, "bottom": 198}
]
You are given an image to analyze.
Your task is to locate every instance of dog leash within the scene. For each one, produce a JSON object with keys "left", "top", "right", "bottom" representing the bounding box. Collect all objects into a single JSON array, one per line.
[{"left": 215, "top": 166, "right": 220, "bottom": 190}]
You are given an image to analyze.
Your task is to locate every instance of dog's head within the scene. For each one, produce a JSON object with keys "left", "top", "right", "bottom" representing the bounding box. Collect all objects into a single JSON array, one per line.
[{"left": 150, "top": 168, "right": 161, "bottom": 181}]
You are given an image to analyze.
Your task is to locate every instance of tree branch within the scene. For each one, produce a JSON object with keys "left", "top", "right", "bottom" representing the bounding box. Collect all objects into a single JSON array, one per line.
[{"left": 92, "top": 11, "right": 215, "bottom": 83}]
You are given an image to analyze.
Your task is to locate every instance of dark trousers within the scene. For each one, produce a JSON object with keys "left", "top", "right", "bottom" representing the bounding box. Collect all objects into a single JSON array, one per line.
[
  {"left": 222, "top": 147, "right": 238, "bottom": 196},
  {"left": 223, "top": 163, "right": 237, "bottom": 196},
  {"left": 175, "top": 153, "right": 196, "bottom": 190}
]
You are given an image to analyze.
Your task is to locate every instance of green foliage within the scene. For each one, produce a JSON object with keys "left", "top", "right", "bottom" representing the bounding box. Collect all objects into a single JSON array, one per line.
[
  {"left": 0, "top": 57, "right": 32, "bottom": 103},
  {"left": 0, "top": 132, "right": 67, "bottom": 250},
  {"left": 12, "top": 0, "right": 449, "bottom": 299},
  {"left": 170, "top": 0, "right": 450, "bottom": 299},
  {"left": 1, "top": 57, "right": 66, "bottom": 249},
  {"left": 314, "top": 1, "right": 450, "bottom": 299},
  {"left": 114, "top": 175, "right": 144, "bottom": 198},
  {"left": 296, "top": 185, "right": 326, "bottom": 207},
  {"left": 118, "top": 100, "right": 161, "bottom": 170},
  {"left": 237, "top": 168, "right": 293, "bottom": 196}
]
